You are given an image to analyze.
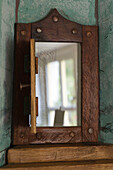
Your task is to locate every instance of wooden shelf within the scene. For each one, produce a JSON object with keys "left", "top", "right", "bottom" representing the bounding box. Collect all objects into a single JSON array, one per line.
[
  {"left": 7, "top": 144, "right": 113, "bottom": 164},
  {"left": 2, "top": 144, "right": 113, "bottom": 169},
  {"left": 2, "top": 161, "right": 113, "bottom": 170}
]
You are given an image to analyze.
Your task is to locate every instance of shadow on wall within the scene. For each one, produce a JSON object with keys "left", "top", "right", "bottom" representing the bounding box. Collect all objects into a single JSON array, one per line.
[
  {"left": 0, "top": 38, "right": 14, "bottom": 152},
  {"left": 0, "top": 150, "right": 6, "bottom": 167}
]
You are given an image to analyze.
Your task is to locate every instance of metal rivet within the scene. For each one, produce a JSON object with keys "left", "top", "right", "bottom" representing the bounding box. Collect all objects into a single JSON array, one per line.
[
  {"left": 86, "top": 31, "right": 92, "bottom": 38},
  {"left": 70, "top": 132, "right": 75, "bottom": 137},
  {"left": 88, "top": 128, "right": 93, "bottom": 134},
  {"left": 53, "top": 16, "right": 59, "bottom": 22},
  {"left": 36, "top": 133, "right": 41, "bottom": 139},
  {"left": 37, "top": 28, "right": 42, "bottom": 33},
  {"left": 20, "top": 132, "right": 24, "bottom": 138},
  {"left": 21, "top": 30, "right": 26, "bottom": 36},
  {"left": 72, "top": 29, "right": 78, "bottom": 35}
]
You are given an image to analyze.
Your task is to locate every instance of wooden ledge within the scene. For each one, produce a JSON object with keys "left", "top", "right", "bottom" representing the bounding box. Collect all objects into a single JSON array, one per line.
[
  {"left": 2, "top": 161, "right": 113, "bottom": 170},
  {"left": 8, "top": 144, "right": 113, "bottom": 164}
]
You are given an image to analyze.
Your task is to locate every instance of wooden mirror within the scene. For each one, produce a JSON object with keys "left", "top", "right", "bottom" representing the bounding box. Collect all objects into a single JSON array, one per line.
[
  {"left": 13, "top": 9, "right": 99, "bottom": 145},
  {"left": 30, "top": 41, "right": 81, "bottom": 130}
]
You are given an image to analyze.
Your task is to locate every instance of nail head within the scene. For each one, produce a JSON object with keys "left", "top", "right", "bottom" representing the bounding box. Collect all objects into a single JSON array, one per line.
[
  {"left": 20, "top": 132, "right": 24, "bottom": 138},
  {"left": 37, "top": 28, "right": 42, "bottom": 33},
  {"left": 36, "top": 133, "right": 42, "bottom": 139},
  {"left": 21, "top": 30, "right": 26, "bottom": 36},
  {"left": 88, "top": 128, "right": 93, "bottom": 134},
  {"left": 53, "top": 16, "right": 59, "bottom": 22},
  {"left": 86, "top": 31, "right": 92, "bottom": 38},
  {"left": 70, "top": 132, "right": 75, "bottom": 137},
  {"left": 72, "top": 29, "right": 78, "bottom": 35}
]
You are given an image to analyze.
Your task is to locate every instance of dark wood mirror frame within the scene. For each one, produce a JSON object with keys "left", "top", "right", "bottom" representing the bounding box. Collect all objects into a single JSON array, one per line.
[{"left": 12, "top": 9, "right": 99, "bottom": 145}]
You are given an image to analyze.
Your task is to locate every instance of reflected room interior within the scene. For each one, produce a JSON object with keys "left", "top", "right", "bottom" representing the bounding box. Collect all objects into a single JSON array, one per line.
[{"left": 29, "top": 42, "right": 81, "bottom": 127}]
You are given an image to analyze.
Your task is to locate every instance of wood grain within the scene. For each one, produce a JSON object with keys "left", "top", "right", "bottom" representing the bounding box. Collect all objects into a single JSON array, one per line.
[
  {"left": 7, "top": 145, "right": 113, "bottom": 164},
  {"left": 36, "top": 97, "right": 38, "bottom": 116},
  {"left": 13, "top": 23, "right": 31, "bottom": 145},
  {"left": 12, "top": 127, "right": 81, "bottom": 145},
  {"left": 32, "top": 9, "right": 82, "bottom": 42},
  {"left": 28, "top": 127, "right": 82, "bottom": 144},
  {"left": 30, "top": 39, "right": 36, "bottom": 134},
  {"left": 2, "top": 161, "right": 113, "bottom": 170},
  {"left": 95, "top": 0, "right": 98, "bottom": 25},
  {"left": 35, "top": 57, "right": 38, "bottom": 74},
  {"left": 15, "top": 0, "right": 20, "bottom": 22},
  {"left": 82, "top": 26, "right": 99, "bottom": 142}
]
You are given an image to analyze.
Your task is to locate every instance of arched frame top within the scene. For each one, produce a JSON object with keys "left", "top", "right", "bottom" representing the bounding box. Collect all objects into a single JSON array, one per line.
[
  {"left": 31, "top": 8, "right": 82, "bottom": 42},
  {"left": 13, "top": 9, "right": 99, "bottom": 145}
]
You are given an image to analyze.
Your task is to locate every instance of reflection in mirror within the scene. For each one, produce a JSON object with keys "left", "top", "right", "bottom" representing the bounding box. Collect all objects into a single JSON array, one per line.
[{"left": 30, "top": 42, "right": 81, "bottom": 127}]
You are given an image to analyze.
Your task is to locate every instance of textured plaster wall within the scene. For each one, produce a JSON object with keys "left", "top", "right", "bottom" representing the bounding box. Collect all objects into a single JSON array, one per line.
[
  {"left": 18, "top": 0, "right": 96, "bottom": 25},
  {"left": 99, "top": 0, "right": 113, "bottom": 143},
  {"left": 0, "top": 151, "right": 6, "bottom": 167},
  {"left": 0, "top": 0, "right": 15, "bottom": 166}
]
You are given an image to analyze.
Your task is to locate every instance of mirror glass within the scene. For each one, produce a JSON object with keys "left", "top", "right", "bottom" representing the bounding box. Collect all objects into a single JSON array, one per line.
[{"left": 30, "top": 42, "right": 81, "bottom": 127}]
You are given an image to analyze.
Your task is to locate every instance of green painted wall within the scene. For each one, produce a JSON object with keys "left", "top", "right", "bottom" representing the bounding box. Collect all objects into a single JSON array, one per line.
[
  {"left": 18, "top": 0, "right": 96, "bottom": 25},
  {"left": 99, "top": 0, "right": 113, "bottom": 143},
  {"left": 0, "top": 151, "right": 6, "bottom": 167},
  {"left": 0, "top": 0, "right": 15, "bottom": 167}
]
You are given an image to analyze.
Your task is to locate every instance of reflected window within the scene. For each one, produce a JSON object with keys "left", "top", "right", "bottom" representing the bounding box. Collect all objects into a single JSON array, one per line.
[{"left": 30, "top": 42, "right": 81, "bottom": 127}]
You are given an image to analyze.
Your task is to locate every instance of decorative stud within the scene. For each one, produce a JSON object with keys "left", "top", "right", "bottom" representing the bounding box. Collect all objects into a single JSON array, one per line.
[
  {"left": 88, "top": 128, "right": 93, "bottom": 134},
  {"left": 86, "top": 31, "right": 92, "bottom": 38},
  {"left": 21, "top": 30, "right": 26, "bottom": 36},
  {"left": 20, "top": 132, "right": 24, "bottom": 138},
  {"left": 53, "top": 16, "right": 59, "bottom": 22},
  {"left": 72, "top": 29, "right": 78, "bottom": 35},
  {"left": 70, "top": 132, "right": 75, "bottom": 137},
  {"left": 36, "top": 133, "right": 41, "bottom": 139},
  {"left": 36, "top": 28, "right": 42, "bottom": 33}
]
